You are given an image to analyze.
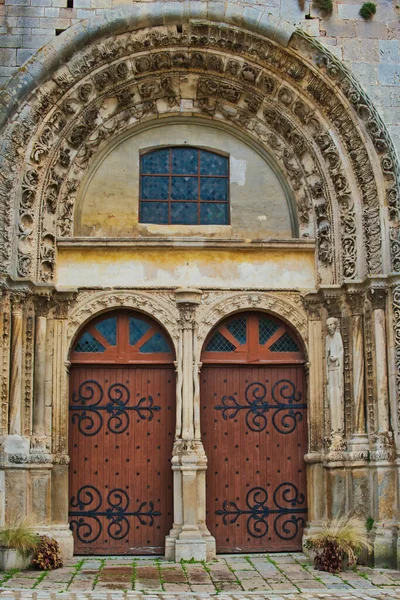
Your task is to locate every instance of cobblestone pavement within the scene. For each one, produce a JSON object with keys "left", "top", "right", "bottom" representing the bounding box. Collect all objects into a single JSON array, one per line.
[{"left": 1, "top": 554, "right": 400, "bottom": 599}]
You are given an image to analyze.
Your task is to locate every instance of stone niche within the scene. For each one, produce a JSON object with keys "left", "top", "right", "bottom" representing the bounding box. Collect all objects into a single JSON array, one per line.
[{"left": 74, "top": 121, "right": 296, "bottom": 240}]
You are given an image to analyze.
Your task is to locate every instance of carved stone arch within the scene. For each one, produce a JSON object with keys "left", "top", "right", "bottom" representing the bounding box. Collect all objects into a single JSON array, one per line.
[
  {"left": 0, "top": 7, "right": 399, "bottom": 286},
  {"left": 67, "top": 291, "right": 180, "bottom": 353},
  {"left": 196, "top": 292, "right": 308, "bottom": 363}
]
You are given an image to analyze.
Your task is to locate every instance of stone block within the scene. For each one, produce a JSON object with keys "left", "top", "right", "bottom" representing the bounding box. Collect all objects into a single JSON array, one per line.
[
  {"left": 348, "top": 61, "right": 379, "bottom": 85},
  {"left": 22, "top": 32, "right": 54, "bottom": 47},
  {"left": 17, "top": 16, "right": 41, "bottom": 26},
  {"left": 44, "top": 6, "right": 59, "bottom": 15},
  {"left": 5, "top": 0, "right": 31, "bottom": 5},
  {"left": 355, "top": 21, "right": 389, "bottom": 39},
  {"left": 0, "top": 47, "right": 17, "bottom": 65},
  {"left": 343, "top": 38, "right": 379, "bottom": 62},
  {"left": 0, "top": 34, "right": 23, "bottom": 47},
  {"left": 76, "top": 8, "right": 92, "bottom": 17},
  {"left": 321, "top": 18, "right": 356, "bottom": 38},
  {"left": 378, "top": 63, "right": 400, "bottom": 85},
  {"left": 31, "top": 0, "right": 52, "bottom": 6},
  {"left": 72, "top": 0, "right": 90, "bottom": 8},
  {"left": 379, "top": 40, "right": 399, "bottom": 65},
  {"left": 38, "top": 16, "right": 70, "bottom": 26},
  {"left": 338, "top": 4, "right": 363, "bottom": 20}
]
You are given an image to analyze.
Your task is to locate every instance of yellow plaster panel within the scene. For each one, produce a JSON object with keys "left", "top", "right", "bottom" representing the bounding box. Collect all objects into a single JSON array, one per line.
[{"left": 57, "top": 247, "right": 316, "bottom": 289}]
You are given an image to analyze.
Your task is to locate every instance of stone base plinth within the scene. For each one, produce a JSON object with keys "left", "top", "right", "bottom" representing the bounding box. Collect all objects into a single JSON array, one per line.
[
  {"left": 35, "top": 525, "right": 74, "bottom": 559},
  {"left": 165, "top": 533, "right": 216, "bottom": 561},
  {"left": 373, "top": 524, "right": 397, "bottom": 568}
]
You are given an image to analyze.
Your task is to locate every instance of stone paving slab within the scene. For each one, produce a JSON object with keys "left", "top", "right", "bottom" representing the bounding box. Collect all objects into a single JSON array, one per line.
[
  {"left": 0, "top": 592, "right": 400, "bottom": 599},
  {"left": 0, "top": 554, "right": 400, "bottom": 597}
]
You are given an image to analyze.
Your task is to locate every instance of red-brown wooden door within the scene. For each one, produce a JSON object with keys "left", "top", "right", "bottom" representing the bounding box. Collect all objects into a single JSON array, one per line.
[
  {"left": 68, "top": 311, "right": 175, "bottom": 555},
  {"left": 201, "top": 312, "right": 307, "bottom": 553}
]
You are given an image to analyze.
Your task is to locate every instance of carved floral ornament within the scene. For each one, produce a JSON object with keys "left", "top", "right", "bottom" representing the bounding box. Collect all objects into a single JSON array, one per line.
[{"left": 0, "top": 22, "right": 397, "bottom": 288}]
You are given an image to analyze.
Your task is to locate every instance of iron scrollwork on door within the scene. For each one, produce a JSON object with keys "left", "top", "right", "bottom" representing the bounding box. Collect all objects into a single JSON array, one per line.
[
  {"left": 216, "top": 483, "right": 306, "bottom": 540},
  {"left": 214, "top": 380, "right": 306, "bottom": 433},
  {"left": 70, "top": 380, "right": 161, "bottom": 435},
  {"left": 69, "top": 485, "right": 161, "bottom": 544}
]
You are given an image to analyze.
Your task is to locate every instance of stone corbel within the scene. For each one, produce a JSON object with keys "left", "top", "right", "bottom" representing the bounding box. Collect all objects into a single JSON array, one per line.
[{"left": 165, "top": 288, "right": 216, "bottom": 561}]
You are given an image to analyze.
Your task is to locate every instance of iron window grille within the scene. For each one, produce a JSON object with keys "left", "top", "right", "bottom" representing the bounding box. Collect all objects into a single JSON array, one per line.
[{"left": 139, "top": 146, "right": 230, "bottom": 225}]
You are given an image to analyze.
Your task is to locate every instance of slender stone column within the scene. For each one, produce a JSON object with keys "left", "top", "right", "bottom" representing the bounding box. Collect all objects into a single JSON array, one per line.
[
  {"left": 33, "top": 300, "right": 48, "bottom": 439},
  {"left": 348, "top": 291, "right": 368, "bottom": 452},
  {"left": 368, "top": 289, "right": 397, "bottom": 567},
  {"left": 9, "top": 293, "right": 25, "bottom": 436},
  {"left": 370, "top": 290, "right": 390, "bottom": 433},
  {"left": 303, "top": 294, "right": 325, "bottom": 536},
  {"left": 165, "top": 288, "right": 216, "bottom": 561}
]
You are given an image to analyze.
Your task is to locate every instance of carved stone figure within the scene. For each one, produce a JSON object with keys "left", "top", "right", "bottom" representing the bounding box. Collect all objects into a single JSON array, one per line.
[{"left": 326, "top": 317, "right": 344, "bottom": 434}]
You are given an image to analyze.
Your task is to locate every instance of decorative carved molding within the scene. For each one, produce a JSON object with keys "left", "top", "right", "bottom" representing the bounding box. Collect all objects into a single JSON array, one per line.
[
  {"left": 67, "top": 290, "right": 180, "bottom": 351},
  {"left": 391, "top": 285, "right": 400, "bottom": 430},
  {"left": 196, "top": 291, "right": 307, "bottom": 355},
  {"left": 0, "top": 23, "right": 391, "bottom": 287}
]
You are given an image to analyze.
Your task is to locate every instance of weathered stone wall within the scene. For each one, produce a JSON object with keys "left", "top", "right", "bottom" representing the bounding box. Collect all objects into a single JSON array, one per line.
[
  {"left": 1, "top": 0, "right": 400, "bottom": 155},
  {"left": 76, "top": 121, "right": 294, "bottom": 239}
]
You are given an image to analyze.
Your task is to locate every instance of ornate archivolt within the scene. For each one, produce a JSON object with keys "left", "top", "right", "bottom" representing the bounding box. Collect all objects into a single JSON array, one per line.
[
  {"left": 196, "top": 291, "right": 308, "bottom": 357},
  {"left": 0, "top": 20, "right": 397, "bottom": 288},
  {"left": 66, "top": 290, "right": 180, "bottom": 352}
]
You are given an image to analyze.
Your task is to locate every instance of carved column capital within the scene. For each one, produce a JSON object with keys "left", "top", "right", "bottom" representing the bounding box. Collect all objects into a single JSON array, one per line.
[
  {"left": 368, "top": 288, "right": 386, "bottom": 311},
  {"left": 323, "top": 292, "right": 342, "bottom": 317},
  {"left": 347, "top": 291, "right": 365, "bottom": 315},
  {"left": 34, "top": 295, "right": 52, "bottom": 317},
  {"left": 53, "top": 293, "right": 76, "bottom": 319},
  {"left": 10, "top": 291, "right": 28, "bottom": 314},
  {"left": 302, "top": 293, "right": 323, "bottom": 321},
  {"left": 175, "top": 288, "right": 202, "bottom": 330}
]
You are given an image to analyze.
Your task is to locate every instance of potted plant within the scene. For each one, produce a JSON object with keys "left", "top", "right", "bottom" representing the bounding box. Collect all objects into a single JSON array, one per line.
[
  {"left": 0, "top": 521, "right": 39, "bottom": 570},
  {"left": 304, "top": 516, "right": 372, "bottom": 573}
]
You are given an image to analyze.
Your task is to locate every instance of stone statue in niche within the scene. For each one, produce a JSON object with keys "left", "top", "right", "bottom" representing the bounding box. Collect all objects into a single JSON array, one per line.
[{"left": 326, "top": 317, "right": 344, "bottom": 448}]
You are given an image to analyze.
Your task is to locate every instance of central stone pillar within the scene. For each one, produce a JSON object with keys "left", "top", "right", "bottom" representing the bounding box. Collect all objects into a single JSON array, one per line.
[
  {"left": 303, "top": 294, "right": 325, "bottom": 537},
  {"left": 165, "top": 288, "right": 216, "bottom": 561}
]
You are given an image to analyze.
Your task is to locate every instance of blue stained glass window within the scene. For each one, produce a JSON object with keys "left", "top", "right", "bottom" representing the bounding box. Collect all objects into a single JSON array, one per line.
[
  {"left": 171, "top": 202, "right": 198, "bottom": 225},
  {"left": 141, "top": 202, "right": 169, "bottom": 224},
  {"left": 129, "top": 317, "right": 150, "bottom": 346},
  {"left": 171, "top": 176, "right": 198, "bottom": 200},
  {"left": 74, "top": 332, "right": 106, "bottom": 353},
  {"left": 95, "top": 317, "right": 117, "bottom": 346},
  {"left": 200, "top": 203, "right": 228, "bottom": 225},
  {"left": 259, "top": 317, "right": 280, "bottom": 345},
  {"left": 206, "top": 331, "right": 236, "bottom": 352},
  {"left": 140, "top": 147, "right": 229, "bottom": 225},
  {"left": 200, "top": 177, "right": 228, "bottom": 201},
  {"left": 200, "top": 150, "right": 228, "bottom": 176},
  {"left": 172, "top": 148, "right": 198, "bottom": 174},
  {"left": 141, "top": 149, "right": 169, "bottom": 174},
  {"left": 141, "top": 176, "right": 169, "bottom": 200},
  {"left": 140, "top": 332, "right": 171, "bottom": 353},
  {"left": 270, "top": 332, "right": 300, "bottom": 352},
  {"left": 226, "top": 317, "right": 247, "bottom": 345}
]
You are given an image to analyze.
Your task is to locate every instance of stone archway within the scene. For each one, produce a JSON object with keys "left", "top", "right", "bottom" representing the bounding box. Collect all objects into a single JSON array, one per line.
[{"left": 1, "top": 4, "right": 400, "bottom": 566}]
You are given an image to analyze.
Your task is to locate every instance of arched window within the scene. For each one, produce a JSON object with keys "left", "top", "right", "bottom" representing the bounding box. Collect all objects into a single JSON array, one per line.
[
  {"left": 201, "top": 312, "right": 304, "bottom": 364},
  {"left": 71, "top": 311, "right": 174, "bottom": 363},
  {"left": 139, "top": 147, "right": 229, "bottom": 225}
]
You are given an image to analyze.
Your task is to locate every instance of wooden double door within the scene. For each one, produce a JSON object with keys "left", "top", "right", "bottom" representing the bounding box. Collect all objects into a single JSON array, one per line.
[
  {"left": 68, "top": 311, "right": 175, "bottom": 554},
  {"left": 201, "top": 312, "right": 308, "bottom": 553}
]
